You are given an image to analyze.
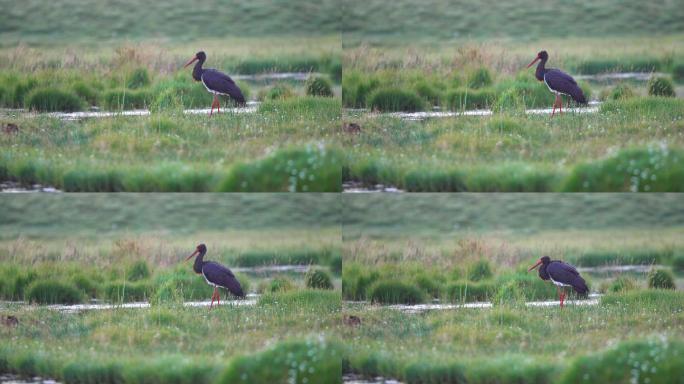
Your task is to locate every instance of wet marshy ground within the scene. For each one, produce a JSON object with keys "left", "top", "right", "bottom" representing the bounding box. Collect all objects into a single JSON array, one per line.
[
  {"left": 0, "top": 374, "right": 59, "bottom": 384},
  {"left": 343, "top": 374, "right": 403, "bottom": 384},
  {"left": 0, "top": 182, "right": 61, "bottom": 193},
  {"left": 346, "top": 293, "right": 602, "bottom": 314}
]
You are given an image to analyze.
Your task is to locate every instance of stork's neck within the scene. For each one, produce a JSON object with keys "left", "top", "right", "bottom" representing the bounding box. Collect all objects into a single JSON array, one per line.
[
  {"left": 193, "top": 250, "right": 206, "bottom": 273},
  {"left": 535, "top": 58, "right": 547, "bottom": 81},
  {"left": 192, "top": 59, "right": 205, "bottom": 81},
  {"left": 538, "top": 263, "right": 550, "bottom": 280}
]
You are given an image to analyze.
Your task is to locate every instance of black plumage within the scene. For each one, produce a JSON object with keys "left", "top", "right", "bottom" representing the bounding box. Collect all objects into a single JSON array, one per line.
[
  {"left": 183, "top": 51, "right": 245, "bottom": 116},
  {"left": 186, "top": 244, "right": 245, "bottom": 308},
  {"left": 529, "top": 256, "right": 588, "bottom": 307},
  {"left": 527, "top": 50, "right": 587, "bottom": 115}
]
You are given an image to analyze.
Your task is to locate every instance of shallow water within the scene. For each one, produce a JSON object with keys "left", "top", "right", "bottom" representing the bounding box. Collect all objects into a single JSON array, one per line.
[
  {"left": 0, "top": 102, "right": 259, "bottom": 121},
  {"left": 232, "top": 72, "right": 318, "bottom": 82},
  {"left": 345, "top": 101, "right": 601, "bottom": 121},
  {"left": 0, "top": 294, "right": 259, "bottom": 313},
  {"left": 389, "top": 102, "right": 601, "bottom": 121},
  {"left": 343, "top": 374, "right": 403, "bottom": 384},
  {"left": 0, "top": 182, "right": 61, "bottom": 193},
  {"left": 0, "top": 375, "right": 59, "bottom": 384},
  {"left": 577, "top": 264, "right": 660, "bottom": 274},
  {"left": 49, "top": 101, "right": 260, "bottom": 121},
  {"left": 342, "top": 182, "right": 404, "bottom": 193},
  {"left": 575, "top": 72, "right": 666, "bottom": 82},
  {"left": 232, "top": 264, "right": 311, "bottom": 274},
  {"left": 348, "top": 294, "right": 602, "bottom": 313}
]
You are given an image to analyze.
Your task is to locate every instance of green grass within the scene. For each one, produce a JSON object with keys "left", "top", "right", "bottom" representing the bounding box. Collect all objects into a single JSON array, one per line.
[
  {"left": 367, "top": 87, "right": 425, "bottom": 112},
  {"left": 343, "top": 97, "right": 684, "bottom": 191},
  {"left": 342, "top": 0, "right": 684, "bottom": 42},
  {"left": 0, "top": 194, "right": 341, "bottom": 305},
  {"left": 1, "top": 96, "right": 341, "bottom": 191},
  {"left": 0, "top": 289, "right": 340, "bottom": 383},
  {"left": 218, "top": 338, "right": 342, "bottom": 384},
  {"left": 0, "top": 0, "right": 340, "bottom": 44},
  {"left": 343, "top": 290, "right": 684, "bottom": 382},
  {"left": 25, "top": 88, "right": 85, "bottom": 112},
  {"left": 0, "top": 193, "right": 342, "bottom": 381}
]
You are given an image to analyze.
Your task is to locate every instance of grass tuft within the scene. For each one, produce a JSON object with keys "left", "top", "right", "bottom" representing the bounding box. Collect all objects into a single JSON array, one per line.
[
  {"left": 25, "top": 88, "right": 84, "bottom": 112},
  {"left": 561, "top": 340, "right": 684, "bottom": 384},
  {"left": 647, "top": 76, "right": 676, "bottom": 97},
  {"left": 26, "top": 280, "right": 83, "bottom": 304},
  {"left": 305, "top": 76, "right": 334, "bottom": 97},
  {"left": 218, "top": 339, "right": 342, "bottom": 384},
  {"left": 368, "top": 280, "right": 425, "bottom": 304},
  {"left": 368, "top": 87, "right": 425, "bottom": 112},
  {"left": 219, "top": 145, "right": 342, "bottom": 192},
  {"left": 648, "top": 269, "right": 676, "bottom": 289},
  {"left": 305, "top": 269, "right": 334, "bottom": 290}
]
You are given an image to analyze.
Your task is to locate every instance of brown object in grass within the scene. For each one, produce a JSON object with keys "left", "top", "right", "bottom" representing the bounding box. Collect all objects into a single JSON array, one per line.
[
  {"left": 343, "top": 314, "right": 361, "bottom": 326},
  {"left": 343, "top": 122, "right": 361, "bottom": 134},
  {"left": 2, "top": 123, "right": 19, "bottom": 134},
  {"left": 2, "top": 315, "right": 19, "bottom": 327}
]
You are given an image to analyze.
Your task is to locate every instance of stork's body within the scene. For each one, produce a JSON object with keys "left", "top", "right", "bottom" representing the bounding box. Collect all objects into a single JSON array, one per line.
[
  {"left": 183, "top": 51, "right": 245, "bottom": 116},
  {"left": 529, "top": 256, "right": 588, "bottom": 307},
  {"left": 186, "top": 244, "right": 244, "bottom": 308},
  {"left": 527, "top": 51, "right": 587, "bottom": 116}
]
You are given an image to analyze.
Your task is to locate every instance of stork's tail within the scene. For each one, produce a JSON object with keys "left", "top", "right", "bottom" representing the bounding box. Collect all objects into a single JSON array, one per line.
[
  {"left": 232, "top": 91, "right": 246, "bottom": 106},
  {"left": 571, "top": 86, "right": 587, "bottom": 105},
  {"left": 572, "top": 276, "right": 589, "bottom": 297}
]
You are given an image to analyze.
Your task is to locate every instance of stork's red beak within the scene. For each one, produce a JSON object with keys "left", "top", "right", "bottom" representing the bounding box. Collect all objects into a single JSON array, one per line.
[
  {"left": 183, "top": 56, "right": 198, "bottom": 68},
  {"left": 528, "top": 259, "right": 543, "bottom": 271},
  {"left": 185, "top": 249, "right": 199, "bottom": 261},
  {"left": 526, "top": 56, "right": 540, "bottom": 69}
]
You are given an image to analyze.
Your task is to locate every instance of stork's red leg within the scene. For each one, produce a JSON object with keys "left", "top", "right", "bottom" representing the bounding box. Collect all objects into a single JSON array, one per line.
[
  {"left": 216, "top": 97, "right": 220, "bottom": 114},
  {"left": 210, "top": 287, "right": 216, "bottom": 309},
  {"left": 216, "top": 289, "right": 220, "bottom": 306},
  {"left": 552, "top": 94, "right": 561, "bottom": 117},
  {"left": 209, "top": 96, "right": 216, "bottom": 117}
]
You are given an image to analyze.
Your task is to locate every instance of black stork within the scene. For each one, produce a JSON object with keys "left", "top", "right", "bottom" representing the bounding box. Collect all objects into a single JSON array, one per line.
[
  {"left": 528, "top": 256, "right": 588, "bottom": 308},
  {"left": 185, "top": 244, "right": 245, "bottom": 309},
  {"left": 526, "top": 50, "right": 587, "bottom": 116},
  {"left": 183, "top": 51, "right": 246, "bottom": 116}
]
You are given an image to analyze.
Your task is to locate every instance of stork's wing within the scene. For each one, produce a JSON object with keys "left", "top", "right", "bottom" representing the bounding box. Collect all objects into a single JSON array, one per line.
[
  {"left": 544, "top": 68, "right": 587, "bottom": 104},
  {"left": 202, "top": 69, "right": 246, "bottom": 104},
  {"left": 548, "top": 261, "right": 588, "bottom": 295},
  {"left": 202, "top": 262, "right": 245, "bottom": 297}
]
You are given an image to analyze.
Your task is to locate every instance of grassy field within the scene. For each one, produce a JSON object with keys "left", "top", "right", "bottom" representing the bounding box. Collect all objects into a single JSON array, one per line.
[
  {"left": 343, "top": 292, "right": 684, "bottom": 383},
  {"left": 343, "top": 97, "right": 684, "bottom": 192},
  {"left": 342, "top": 0, "right": 684, "bottom": 42},
  {"left": 0, "top": 0, "right": 340, "bottom": 45},
  {"left": 0, "top": 37, "right": 343, "bottom": 192},
  {"left": 0, "top": 0, "right": 342, "bottom": 192},
  {"left": 1, "top": 97, "right": 342, "bottom": 191},
  {"left": 0, "top": 194, "right": 342, "bottom": 383},
  {"left": 341, "top": 194, "right": 684, "bottom": 382},
  {"left": 342, "top": 0, "right": 684, "bottom": 192}
]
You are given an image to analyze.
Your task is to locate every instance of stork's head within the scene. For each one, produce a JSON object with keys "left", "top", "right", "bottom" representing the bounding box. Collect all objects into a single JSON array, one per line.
[
  {"left": 526, "top": 50, "right": 549, "bottom": 68},
  {"left": 527, "top": 255, "right": 551, "bottom": 271},
  {"left": 185, "top": 243, "right": 207, "bottom": 261},
  {"left": 182, "top": 51, "right": 207, "bottom": 68}
]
